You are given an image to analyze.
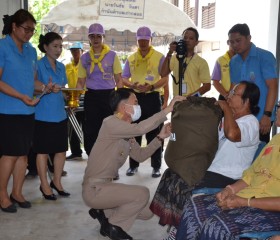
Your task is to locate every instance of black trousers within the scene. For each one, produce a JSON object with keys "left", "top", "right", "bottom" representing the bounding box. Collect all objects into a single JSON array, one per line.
[
  {"left": 83, "top": 89, "right": 114, "bottom": 155},
  {"left": 68, "top": 110, "right": 84, "bottom": 155},
  {"left": 129, "top": 92, "right": 162, "bottom": 170}
]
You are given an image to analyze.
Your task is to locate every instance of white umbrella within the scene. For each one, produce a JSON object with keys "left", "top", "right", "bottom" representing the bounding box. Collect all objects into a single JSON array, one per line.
[{"left": 41, "top": 0, "right": 195, "bottom": 51}]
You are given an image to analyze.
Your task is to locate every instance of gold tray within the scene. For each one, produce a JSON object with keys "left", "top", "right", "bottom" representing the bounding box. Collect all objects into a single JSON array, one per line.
[{"left": 61, "top": 88, "right": 86, "bottom": 108}]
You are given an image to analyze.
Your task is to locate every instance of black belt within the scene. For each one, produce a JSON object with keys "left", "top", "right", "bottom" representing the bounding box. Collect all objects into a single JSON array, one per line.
[{"left": 87, "top": 88, "right": 114, "bottom": 93}]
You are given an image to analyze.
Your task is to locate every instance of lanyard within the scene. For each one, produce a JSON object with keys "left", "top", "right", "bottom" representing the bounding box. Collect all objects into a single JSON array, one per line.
[
  {"left": 171, "top": 53, "right": 195, "bottom": 85},
  {"left": 182, "top": 53, "right": 195, "bottom": 77}
]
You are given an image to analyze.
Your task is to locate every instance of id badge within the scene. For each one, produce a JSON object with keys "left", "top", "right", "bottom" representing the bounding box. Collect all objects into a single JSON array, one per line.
[
  {"left": 182, "top": 83, "right": 187, "bottom": 94},
  {"left": 169, "top": 133, "right": 176, "bottom": 141},
  {"left": 145, "top": 74, "right": 154, "bottom": 81},
  {"left": 103, "top": 72, "right": 113, "bottom": 80}
]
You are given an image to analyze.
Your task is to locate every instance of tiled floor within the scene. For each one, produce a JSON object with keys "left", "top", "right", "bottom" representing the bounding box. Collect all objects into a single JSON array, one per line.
[{"left": 1, "top": 151, "right": 170, "bottom": 240}]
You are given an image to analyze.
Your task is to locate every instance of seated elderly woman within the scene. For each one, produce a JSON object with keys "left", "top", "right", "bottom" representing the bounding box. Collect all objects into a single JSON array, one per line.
[
  {"left": 150, "top": 81, "right": 260, "bottom": 233},
  {"left": 176, "top": 100, "right": 280, "bottom": 240}
]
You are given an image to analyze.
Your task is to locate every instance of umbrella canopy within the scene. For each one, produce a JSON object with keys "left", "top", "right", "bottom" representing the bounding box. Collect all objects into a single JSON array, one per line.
[{"left": 41, "top": 0, "right": 195, "bottom": 51}]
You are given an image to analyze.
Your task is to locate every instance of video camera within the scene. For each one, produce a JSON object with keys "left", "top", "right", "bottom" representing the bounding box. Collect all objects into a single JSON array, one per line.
[{"left": 175, "top": 39, "right": 187, "bottom": 59}]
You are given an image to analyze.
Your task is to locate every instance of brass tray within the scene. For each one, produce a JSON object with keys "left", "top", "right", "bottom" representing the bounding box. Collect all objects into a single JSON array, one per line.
[{"left": 61, "top": 88, "right": 86, "bottom": 108}]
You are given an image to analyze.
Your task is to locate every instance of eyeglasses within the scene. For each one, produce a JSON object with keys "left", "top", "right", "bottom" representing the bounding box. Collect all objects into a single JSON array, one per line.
[
  {"left": 229, "top": 89, "right": 242, "bottom": 97},
  {"left": 275, "top": 103, "right": 280, "bottom": 111},
  {"left": 19, "top": 25, "right": 37, "bottom": 34}
]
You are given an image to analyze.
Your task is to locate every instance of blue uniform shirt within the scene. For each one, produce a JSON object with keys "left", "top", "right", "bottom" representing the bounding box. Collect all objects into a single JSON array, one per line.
[
  {"left": 230, "top": 43, "right": 278, "bottom": 121},
  {"left": 0, "top": 35, "right": 37, "bottom": 115},
  {"left": 35, "top": 56, "right": 67, "bottom": 122}
]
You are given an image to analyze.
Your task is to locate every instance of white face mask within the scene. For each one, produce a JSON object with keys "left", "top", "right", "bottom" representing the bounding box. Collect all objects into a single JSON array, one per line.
[{"left": 126, "top": 104, "right": 142, "bottom": 122}]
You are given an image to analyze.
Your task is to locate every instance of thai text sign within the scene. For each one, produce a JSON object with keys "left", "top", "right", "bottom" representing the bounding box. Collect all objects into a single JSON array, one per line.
[{"left": 99, "top": 0, "right": 145, "bottom": 19}]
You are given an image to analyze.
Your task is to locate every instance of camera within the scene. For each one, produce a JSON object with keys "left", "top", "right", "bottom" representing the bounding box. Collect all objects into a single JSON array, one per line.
[{"left": 175, "top": 39, "right": 187, "bottom": 58}]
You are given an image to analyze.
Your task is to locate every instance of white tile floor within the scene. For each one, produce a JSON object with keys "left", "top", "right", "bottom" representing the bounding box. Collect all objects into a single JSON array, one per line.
[{"left": 1, "top": 151, "right": 170, "bottom": 240}]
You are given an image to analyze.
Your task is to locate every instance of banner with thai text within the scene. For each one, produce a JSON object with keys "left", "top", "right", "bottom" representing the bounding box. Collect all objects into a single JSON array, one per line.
[{"left": 99, "top": 0, "right": 145, "bottom": 19}]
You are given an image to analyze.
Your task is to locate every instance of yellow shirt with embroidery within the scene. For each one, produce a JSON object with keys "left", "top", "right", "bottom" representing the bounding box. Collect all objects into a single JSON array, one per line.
[
  {"left": 237, "top": 134, "right": 280, "bottom": 198},
  {"left": 217, "top": 51, "right": 231, "bottom": 91},
  {"left": 127, "top": 47, "right": 164, "bottom": 93},
  {"left": 170, "top": 54, "right": 210, "bottom": 96},
  {"left": 65, "top": 60, "right": 79, "bottom": 88}
]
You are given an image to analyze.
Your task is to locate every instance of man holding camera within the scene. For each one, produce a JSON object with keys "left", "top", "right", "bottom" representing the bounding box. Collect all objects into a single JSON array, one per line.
[
  {"left": 161, "top": 27, "right": 211, "bottom": 96},
  {"left": 122, "top": 26, "right": 168, "bottom": 178}
]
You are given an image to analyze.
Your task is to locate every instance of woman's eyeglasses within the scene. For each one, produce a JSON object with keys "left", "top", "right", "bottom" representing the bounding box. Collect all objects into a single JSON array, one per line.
[
  {"left": 19, "top": 25, "right": 37, "bottom": 34},
  {"left": 275, "top": 103, "right": 280, "bottom": 112},
  {"left": 228, "top": 89, "right": 242, "bottom": 97}
]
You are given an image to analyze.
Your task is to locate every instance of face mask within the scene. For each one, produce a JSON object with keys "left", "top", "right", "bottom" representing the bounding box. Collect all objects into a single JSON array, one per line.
[{"left": 126, "top": 104, "right": 141, "bottom": 122}]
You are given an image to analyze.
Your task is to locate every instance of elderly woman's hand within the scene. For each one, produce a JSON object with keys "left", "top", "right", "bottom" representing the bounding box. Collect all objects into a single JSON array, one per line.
[
  {"left": 216, "top": 186, "right": 234, "bottom": 204},
  {"left": 218, "top": 194, "right": 246, "bottom": 210},
  {"left": 215, "top": 100, "right": 229, "bottom": 111}
]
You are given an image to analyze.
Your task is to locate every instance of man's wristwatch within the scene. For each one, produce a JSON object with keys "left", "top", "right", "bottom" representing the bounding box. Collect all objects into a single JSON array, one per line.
[{"left": 263, "top": 111, "right": 272, "bottom": 117}]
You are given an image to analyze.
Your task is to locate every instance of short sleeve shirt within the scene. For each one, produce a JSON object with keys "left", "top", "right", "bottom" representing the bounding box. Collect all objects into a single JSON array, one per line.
[
  {"left": 230, "top": 43, "right": 278, "bottom": 121},
  {"left": 237, "top": 133, "right": 280, "bottom": 198},
  {"left": 208, "top": 114, "right": 260, "bottom": 179},
  {"left": 170, "top": 54, "right": 210, "bottom": 96},
  {"left": 0, "top": 35, "right": 37, "bottom": 114},
  {"left": 35, "top": 56, "right": 67, "bottom": 122}
]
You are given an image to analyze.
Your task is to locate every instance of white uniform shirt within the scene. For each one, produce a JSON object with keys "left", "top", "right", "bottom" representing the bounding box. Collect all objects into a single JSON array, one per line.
[{"left": 207, "top": 114, "right": 259, "bottom": 179}]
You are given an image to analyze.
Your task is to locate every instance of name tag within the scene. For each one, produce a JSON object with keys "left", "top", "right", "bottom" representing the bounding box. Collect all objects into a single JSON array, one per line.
[
  {"left": 182, "top": 83, "right": 187, "bottom": 94},
  {"left": 169, "top": 133, "right": 176, "bottom": 141},
  {"left": 103, "top": 72, "right": 113, "bottom": 80},
  {"left": 145, "top": 74, "right": 154, "bottom": 81}
]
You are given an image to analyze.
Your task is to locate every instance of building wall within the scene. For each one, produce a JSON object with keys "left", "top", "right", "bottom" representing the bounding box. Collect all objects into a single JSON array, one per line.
[
  {"left": 0, "top": 0, "right": 23, "bottom": 38},
  {"left": 168, "top": 0, "right": 279, "bottom": 65}
]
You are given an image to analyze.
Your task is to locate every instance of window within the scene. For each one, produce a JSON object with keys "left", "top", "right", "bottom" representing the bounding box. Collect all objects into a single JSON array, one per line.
[
  {"left": 172, "top": 0, "right": 179, "bottom": 6},
  {"left": 201, "top": 2, "right": 216, "bottom": 29},
  {"left": 184, "top": 0, "right": 197, "bottom": 25}
]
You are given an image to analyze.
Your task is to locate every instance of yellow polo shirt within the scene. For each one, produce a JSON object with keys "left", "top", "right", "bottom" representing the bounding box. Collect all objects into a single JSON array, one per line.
[
  {"left": 217, "top": 51, "right": 231, "bottom": 92},
  {"left": 237, "top": 134, "right": 280, "bottom": 198},
  {"left": 126, "top": 48, "right": 164, "bottom": 93},
  {"left": 65, "top": 60, "right": 79, "bottom": 88},
  {"left": 170, "top": 54, "right": 210, "bottom": 96}
]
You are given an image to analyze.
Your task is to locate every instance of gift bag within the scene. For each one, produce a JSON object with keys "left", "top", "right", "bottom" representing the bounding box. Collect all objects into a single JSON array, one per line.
[{"left": 165, "top": 96, "right": 223, "bottom": 186}]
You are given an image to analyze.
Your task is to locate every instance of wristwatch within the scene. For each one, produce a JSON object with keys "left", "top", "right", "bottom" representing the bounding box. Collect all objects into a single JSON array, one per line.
[{"left": 263, "top": 111, "right": 272, "bottom": 117}]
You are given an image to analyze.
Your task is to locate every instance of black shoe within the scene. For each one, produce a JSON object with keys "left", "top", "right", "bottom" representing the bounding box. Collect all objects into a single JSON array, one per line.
[
  {"left": 48, "top": 169, "right": 67, "bottom": 177},
  {"left": 66, "top": 154, "right": 82, "bottom": 161},
  {"left": 25, "top": 171, "right": 38, "bottom": 179},
  {"left": 126, "top": 167, "right": 138, "bottom": 176},
  {"left": 89, "top": 208, "right": 106, "bottom": 225},
  {"left": 0, "top": 203, "right": 17, "bottom": 213},
  {"left": 39, "top": 186, "right": 57, "bottom": 201},
  {"left": 10, "top": 195, "right": 31, "bottom": 208},
  {"left": 50, "top": 181, "right": 70, "bottom": 197},
  {"left": 152, "top": 168, "right": 161, "bottom": 178},
  {"left": 113, "top": 174, "right": 120, "bottom": 181},
  {"left": 100, "top": 220, "right": 133, "bottom": 240}
]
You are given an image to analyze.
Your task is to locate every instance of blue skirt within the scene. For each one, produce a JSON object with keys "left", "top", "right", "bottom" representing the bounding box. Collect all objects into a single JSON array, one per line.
[{"left": 176, "top": 194, "right": 280, "bottom": 240}]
